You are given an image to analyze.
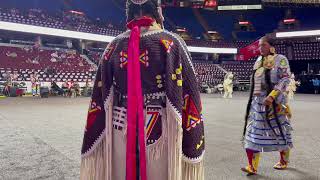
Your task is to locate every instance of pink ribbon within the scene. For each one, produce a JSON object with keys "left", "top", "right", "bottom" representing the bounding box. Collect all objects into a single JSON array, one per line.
[{"left": 126, "top": 17, "right": 154, "bottom": 180}]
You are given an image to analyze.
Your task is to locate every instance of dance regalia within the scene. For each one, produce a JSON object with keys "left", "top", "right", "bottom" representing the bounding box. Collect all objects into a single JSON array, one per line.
[
  {"left": 242, "top": 54, "right": 293, "bottom": 174},
  {"left": 31, "top": 77, "right": 37, "bottom": 96},
  {"left": 287, "top": 76, "right": 298, "bottom": 100},
  {"left": 80, "top": 18, "right": 205, "bottom": 180},
  {"left": 223, "top": 73, "right": 234, "bottom": 99}
]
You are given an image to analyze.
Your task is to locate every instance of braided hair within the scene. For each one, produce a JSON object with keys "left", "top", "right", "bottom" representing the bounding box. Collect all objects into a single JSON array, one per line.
[
  {"left": 126, "top": 0, "right": 163, "bottom": 25},
  {"left": 243, "top": 70, "right": 256, "bottom": 138}
]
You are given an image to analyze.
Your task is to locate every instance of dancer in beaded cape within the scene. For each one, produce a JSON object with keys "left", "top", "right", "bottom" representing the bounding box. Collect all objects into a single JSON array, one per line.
[{"left": 80, "top": 0, "right": 205, "bottom": 180}]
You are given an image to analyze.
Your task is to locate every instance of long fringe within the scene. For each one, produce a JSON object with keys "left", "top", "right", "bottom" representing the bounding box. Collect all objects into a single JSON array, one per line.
[
  {"left": 80, "top": 138, "right": 106, "bottom": 180},
  {"left": 243, "top": 70, "right": 257, "bottom": 139},
  {"left": 105, "top": 91, "right": 114, "bottom": 180},
  {"left": 167, "top": 101, "right": 183, "bottom": 180},
  {"left": 80, "top": 89, "right": 114, "bottom": 180},
  {"left": 81, "top": 96, "right": 204, "bottom": 180},
  {"left": 182, "top": 160, "right": 204, "bottom": 180},
  {"left": 147, "top": 108, "right": 167, "bottom": 161},
  {"left": 146, "top": 136, "right": 166, "bottom": 161}
]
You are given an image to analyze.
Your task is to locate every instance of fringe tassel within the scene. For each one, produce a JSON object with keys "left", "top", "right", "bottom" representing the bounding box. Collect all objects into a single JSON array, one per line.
[
  {"left": 167, "top": 101, "right": 183, "bottom": 180},
  {"left": 80, "top": 88, "right": 114, "bottom": 180},
  {"left": 80, "top": 138, "right": 106, "bottom": 180},
  {"left": 182, "top": 160, "right": 204, "bottom": 180},
  {"left": 147, "top": 108, "right": 167, "bottom": 161},
  {"left": 105, "top": 92, "right": 113, "bottom": 180},
  {"left": 147, "top": 135, "right": 166, "bottom": 161}
]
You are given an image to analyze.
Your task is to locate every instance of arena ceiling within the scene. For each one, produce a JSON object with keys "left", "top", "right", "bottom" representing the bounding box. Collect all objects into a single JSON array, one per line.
[{"left": 0, "top": 0, "right": 319, "bottom": 40}]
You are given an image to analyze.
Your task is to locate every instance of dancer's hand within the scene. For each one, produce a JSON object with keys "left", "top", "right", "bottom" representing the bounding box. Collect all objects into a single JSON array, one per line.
[
  {"left": 285, "top": 105, "right": 292, "bottom": 119},
  {"left": 264, "top": 96, "right": 274, "bottom": 106}
]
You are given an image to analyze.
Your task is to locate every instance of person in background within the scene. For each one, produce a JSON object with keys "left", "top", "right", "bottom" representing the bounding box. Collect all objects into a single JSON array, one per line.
[
  {"left": 76, "top": 82, "right": 81, "bottom": 96},
  {"left": 4, "top": 72, "right": 13, "bottom": 96},
  {"left": 223, "top": 72, "right": 234, "bottom": 99},
  {"left": 30, "top": 73, "right": 37, "bottom": 96},
  {"left": 241, "top": 36, "right": 294, "bottom": 176},
  {"left": 61, "top": 81, "right": 69, "bottom": 97},
  {"left": 72, "top": 81, "right": 80, "bottom": 98},
  {"left": 13, "top": 71, "right": 19, "bottom": 81},
  {"left": 35, "top": 73, "right": 40, "bottom": 96},
  {"left": 82, "top": 79, "right": 91, "bottom": 97},
  {"left": 286, "top": 73, "right": 300, "bottom": 100},
  {"left": 66, "top": 80, "right": 74, "bottom": 97},
  {"left": 310, "top": 78, "right": 320, "bottom": 94}
]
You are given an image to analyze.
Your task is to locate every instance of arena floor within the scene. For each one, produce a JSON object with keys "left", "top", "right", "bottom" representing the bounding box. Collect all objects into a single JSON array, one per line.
[{"left": 0, "top": 93, "right": 319, "bottom": 180}]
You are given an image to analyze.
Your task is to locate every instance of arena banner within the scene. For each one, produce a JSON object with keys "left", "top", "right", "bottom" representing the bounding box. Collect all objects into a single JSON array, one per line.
[{"left": 236, "top": 40, "right": 260, "bottom": 61}]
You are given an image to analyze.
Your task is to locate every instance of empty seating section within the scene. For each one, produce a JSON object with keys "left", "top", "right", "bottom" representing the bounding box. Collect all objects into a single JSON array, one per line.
[
  {"left": 220, "top": 61, "right": 255, "bottom": 81},
  {"left": 275, "top": 44, "right": 287, "bottom": 56},
  {"left": 87, "top": 51, "right": 103, "bottom": 65},
  {"left": 2, "top": 8, "right": 320, "bottom": 86},
  {"left": 0, "top": 45, "right": 95, "bottom": 82},
  {"left": 293, "top": 42, "right": 320, "bottom": 60},
  {"left": 194, "top": 63, "right": 225, "bottom": 85},
  {"left": 0, "top": 8, "right": 123, "bottom": 36}
]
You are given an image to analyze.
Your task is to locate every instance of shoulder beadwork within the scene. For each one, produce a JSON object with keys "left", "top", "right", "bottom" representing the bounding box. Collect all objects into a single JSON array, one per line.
[{"left": 275, "top": 54, "right": 289, "bottom": 68}]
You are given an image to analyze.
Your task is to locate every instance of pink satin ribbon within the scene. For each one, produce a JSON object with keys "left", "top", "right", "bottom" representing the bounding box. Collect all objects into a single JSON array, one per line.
[{"left": 126, "top": 17, "right": 154, "bottom": 180}]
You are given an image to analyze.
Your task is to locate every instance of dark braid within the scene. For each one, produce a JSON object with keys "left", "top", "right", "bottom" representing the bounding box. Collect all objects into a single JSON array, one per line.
[
  {"left": 265, "top": 69, "right": 272, "bottom": 95},
  {"left": 242, "top": 70, "right": 256, "bottom": 138},
  {"left": 126, "top": 0, "right": 162, "bottom": 25},
  {"left": 265, "top": 69, "right": 286, "bottom": 143}
]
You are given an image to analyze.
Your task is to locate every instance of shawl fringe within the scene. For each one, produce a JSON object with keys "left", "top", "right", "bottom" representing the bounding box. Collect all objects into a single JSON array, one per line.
[
  {"left": 80, "top": 137, "right": 107, "bottom": 180},
  {"left": 182, "top": 160, "right": 204, "bottom": 180},
  {"left": 80, "top": 88, "right": 114, "bottom": 180},
  {"left": 147, "top": 107, "right": 167, "bottom": 161},
  {"left": 167, "top": 100, "right": 183, "bottom": 180}
]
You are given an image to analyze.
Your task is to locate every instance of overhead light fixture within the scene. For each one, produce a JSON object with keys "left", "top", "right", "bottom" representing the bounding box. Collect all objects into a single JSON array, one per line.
[
  {"left": 188, "top": 46, "right": 237, "bottom": 54},
  {"left": 176, "top": 28, "right": 186, "bottom": 32},
  {"left": 239, "top": 21, "right": 250, "bottom": 25},
  {"left": 283, "top": 18, "right": 296, "bottom": 23},
  {"left": 276, "top": 30, "right": 320, "bottom": 38},
  {"left": 69, "top": 10, "right": 85, "bottom": 15},
  {"left": 207, "top": 31, "right": 218, "bottom": 34}
]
